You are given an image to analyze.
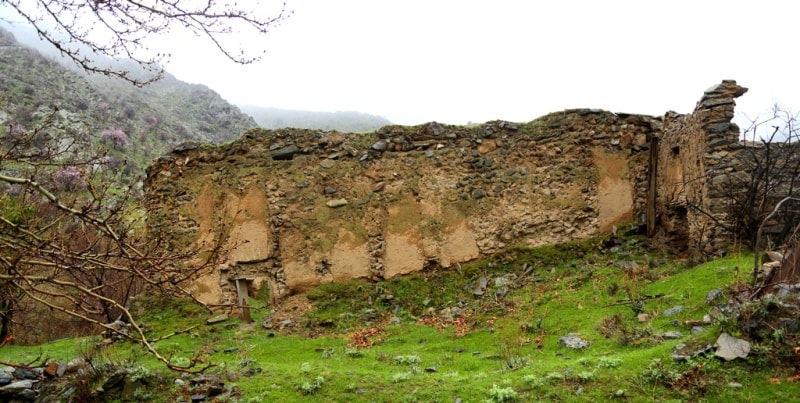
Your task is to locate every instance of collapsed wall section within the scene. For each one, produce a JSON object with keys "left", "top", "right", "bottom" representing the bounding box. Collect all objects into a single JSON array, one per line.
[
  {"left": 654, "top": 80, "right": 748, "bottom": 256},
  {"left": 144, "top": 112, "right": 657, "bottom": 304}
]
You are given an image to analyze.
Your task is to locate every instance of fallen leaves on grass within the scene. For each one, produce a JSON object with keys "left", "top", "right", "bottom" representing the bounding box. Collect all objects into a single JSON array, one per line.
[
  {"left": 418, "top": 313, "right": 472, "bottom": 337},
  {"left": 348, "top": 327, "right": 385, "bottom": 348}
]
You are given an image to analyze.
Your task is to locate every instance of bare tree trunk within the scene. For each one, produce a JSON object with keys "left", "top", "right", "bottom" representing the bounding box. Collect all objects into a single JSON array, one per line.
[{"left": 0, "top": 298, "right": 12, "bottom": 342}]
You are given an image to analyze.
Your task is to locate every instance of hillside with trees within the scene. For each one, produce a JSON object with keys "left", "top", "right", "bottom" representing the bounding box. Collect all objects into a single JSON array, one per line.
[{"left": 0, "top": 26, "right": 257, "bottom": 176}]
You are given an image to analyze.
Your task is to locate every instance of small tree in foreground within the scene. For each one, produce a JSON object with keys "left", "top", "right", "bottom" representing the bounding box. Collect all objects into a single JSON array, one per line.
[{"left": 0, "top": 107, "right": 227, "bottom": 371}]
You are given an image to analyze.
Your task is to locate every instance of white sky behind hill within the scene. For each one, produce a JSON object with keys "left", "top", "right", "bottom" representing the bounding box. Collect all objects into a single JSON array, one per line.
[{"left": 3, "top": 1, "right": 800, "bottom": 134}]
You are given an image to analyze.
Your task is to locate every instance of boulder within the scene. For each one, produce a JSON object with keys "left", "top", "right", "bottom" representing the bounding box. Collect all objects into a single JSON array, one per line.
[
  {"left": 558, "top": 333, "right": 591, "bottom": 350},
  {"left": 714, "top": 333, "right": 751, "bottom": 361}
]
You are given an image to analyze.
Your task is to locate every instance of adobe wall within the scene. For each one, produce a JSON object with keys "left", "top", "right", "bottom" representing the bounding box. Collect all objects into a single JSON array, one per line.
[{"left": 143, "top": 80, "right": 749, "bottom": 304}]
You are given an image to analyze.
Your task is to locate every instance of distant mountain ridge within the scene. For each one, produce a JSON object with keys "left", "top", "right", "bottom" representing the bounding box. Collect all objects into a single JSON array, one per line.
[{"left": 240, "top": 105, "right": 391, "bottom": 132}]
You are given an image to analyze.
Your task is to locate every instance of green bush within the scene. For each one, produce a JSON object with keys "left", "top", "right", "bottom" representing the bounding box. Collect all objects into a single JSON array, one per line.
[{"left": 486, "top": 384, "right": 518, "bottom": 402}]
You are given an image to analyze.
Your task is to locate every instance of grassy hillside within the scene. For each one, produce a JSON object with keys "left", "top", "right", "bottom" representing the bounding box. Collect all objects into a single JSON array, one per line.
[{"left": 4, "top": 234, "right": 799, "bottom": 402}]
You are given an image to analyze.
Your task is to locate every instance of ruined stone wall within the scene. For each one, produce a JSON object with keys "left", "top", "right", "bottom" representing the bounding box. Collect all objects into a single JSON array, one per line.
[
  {"left": 654, "top": 80, "right": 748, "bottom": 257},
  {"left": 144, "top": 111, "right": 657, "bottom": 304},
  {"left": 144, "top": 80, "right": 762, "bottom": 304}
]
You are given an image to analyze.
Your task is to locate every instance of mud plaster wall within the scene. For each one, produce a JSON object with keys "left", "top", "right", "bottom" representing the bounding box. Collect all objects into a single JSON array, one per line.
[{"left": 144, "top": 80, "right": 749, "bottom": 305}]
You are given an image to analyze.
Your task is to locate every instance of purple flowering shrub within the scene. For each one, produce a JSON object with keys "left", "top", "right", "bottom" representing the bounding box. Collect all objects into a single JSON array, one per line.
[
  {"left": 144, "top": 115, "right": 159, "bottom": 129},
  {"left": 9, "top": 124, "right": 27, "bottom": 137},
  {"left": 101, "top": 127, "right": 129, "bottom": 150},
  {"left": 53, "top": 166, "right": 86, "bottom": 191}
]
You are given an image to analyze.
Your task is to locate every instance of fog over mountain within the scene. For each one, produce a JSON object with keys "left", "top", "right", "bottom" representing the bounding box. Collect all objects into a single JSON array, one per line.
[{"left": 240, "top": 105, "right": 390, "bottom": 132}]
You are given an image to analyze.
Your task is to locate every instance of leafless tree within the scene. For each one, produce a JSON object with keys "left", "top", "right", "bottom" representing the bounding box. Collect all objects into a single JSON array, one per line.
[
  {"left": 753, "top": 196, "right": 800, "bottom": 285},
  {"left": 697, "top": 106, "right": 800, "bottom": 259},
  {"left": 1, "top": 0, "right": 290, "bottom": 85},
  {"left": 0, "top": 105, "right": 228, "bottom": 371}
]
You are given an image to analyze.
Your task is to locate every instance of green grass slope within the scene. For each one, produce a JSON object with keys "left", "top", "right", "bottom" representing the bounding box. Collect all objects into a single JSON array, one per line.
[{"left": 4, "top": 236, "right": 800, "bottom": 402}]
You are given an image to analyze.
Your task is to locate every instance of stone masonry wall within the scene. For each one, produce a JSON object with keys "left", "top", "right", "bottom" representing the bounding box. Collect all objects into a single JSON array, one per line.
[
  {"left": 655, "top": 80, "right": 748, "bottom": 257},
  {"left": 144, "top": 112, "right": 657, "bottom": 305},
  {"left": 144, "top": 80, "right": 751, "bottom": 305}
]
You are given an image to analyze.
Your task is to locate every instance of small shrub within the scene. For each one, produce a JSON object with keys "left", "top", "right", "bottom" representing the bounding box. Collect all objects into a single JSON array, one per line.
[
  {"left": 598, "top": 356, "right": 623, "bottom": 369},
  {"left": 299, "top": 376, "right": 324, "bottom": 395},
  {"left": 520, "top": 318, "right": 543, "bottom": 334},
  {"left": 321, "top": 348, "right": 335, "bottom": 359},
  {"left": 545, "top": 371, "right": 565, "bottom": 383},
  {"left": 131, "top": 388, "right": 152, "bottom": 401},
  {"left": 486, "top": 384, "right": 518, "bottom": 402},
  {"left": 125, "top": 364, "right": 151, "bottom": 382},
  {"left": 393, "top": 354, "right": 421, "bottom": 365},
  {"left": 392, "top": 371, "right": 412, "bottom": 383},
  {"left": 522, "top": 374, "right": 545, "bottom": 388},
  {"left": 575, "top": 370, "right": 596, "bottom": 383},
  {"left": 345, "top": 347, "right": 365, "bottom": 358},
  {"left": 598, "top": 314, "right": 656, "bottom": 346},
  {"left": 497, "top": 337, "right": 529, "bottom": 370},
  {"left": 640, "top": 358, "right": 681, "bottom": 386}
]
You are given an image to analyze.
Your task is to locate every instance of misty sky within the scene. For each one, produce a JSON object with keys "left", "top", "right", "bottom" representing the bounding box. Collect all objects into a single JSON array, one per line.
[{"left": 3, "top": 1, "right": 799, "bottom": 134}]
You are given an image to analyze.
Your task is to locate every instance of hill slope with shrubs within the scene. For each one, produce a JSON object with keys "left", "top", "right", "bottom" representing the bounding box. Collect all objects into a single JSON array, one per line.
[{"left": 0, "top": 26, "right": 256, "bottom": 176}]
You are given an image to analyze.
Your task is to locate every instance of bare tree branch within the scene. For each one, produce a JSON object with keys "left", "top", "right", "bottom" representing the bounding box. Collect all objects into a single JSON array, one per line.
[
  {"left": 753, "top": 196, "right": 800, "bottom": 283},
  {"left": 1, "top": 107, "right": 229, "bottom": 370},
  {"left": 1, "top": 0, "right": 290, "bottom": 85}
]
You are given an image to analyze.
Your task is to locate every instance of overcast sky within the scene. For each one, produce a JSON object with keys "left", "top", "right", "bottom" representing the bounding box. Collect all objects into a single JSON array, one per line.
[
  {"left": 150, "top": 0, "right": 800, "bottom": 131},
  {"left": 4, "top": 1, "right": 799, "bottom": 132}
]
